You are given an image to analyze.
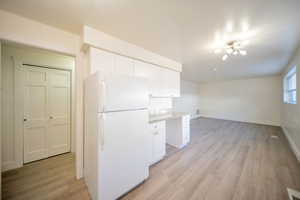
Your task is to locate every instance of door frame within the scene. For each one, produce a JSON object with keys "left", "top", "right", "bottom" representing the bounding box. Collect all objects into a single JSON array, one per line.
[
  {"left": 0, "top": 38, "right": 84, "bottom": 180},
  {"left": 0, "top": 40, "right": 2, "bottom": 197},
  {"left": 14, "top": 59, "right": 73, "bottom": 168}
]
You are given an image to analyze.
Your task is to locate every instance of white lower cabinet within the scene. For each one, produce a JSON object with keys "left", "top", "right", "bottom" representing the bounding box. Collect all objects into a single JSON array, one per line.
[{"left": 150, "top": 121, "right": 166, "bottom": 165}]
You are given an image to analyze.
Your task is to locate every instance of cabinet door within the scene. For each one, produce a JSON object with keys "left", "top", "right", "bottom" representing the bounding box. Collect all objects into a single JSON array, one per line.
[
  {"left": 134, "top": 60, "right": 150, "bottom": 78},
  {"left": 151, "top": 67, "right": 180, "bottom": 97},
  {"left": 135, "top": 60, "right": 181, "bottom": 97},
  {"left": 150, "top": 65, "right": 165, "bottom": 97},
  {"left": 168, "top": 70, "right": 180, "bottom": 97},
  {"left": 160, "top": 68, "right": 180, "bottom": 97},
  {"left": 115, "top": 55, "right": 134, "bottom": 76},
  {"left": 151, "top": 121, "right": 166, "bottom": 164},
  {"left": 89, "top": 47, "right": 114, "bottom": 75},
  {"left": 134, "top": 61, "right": 156, "bottom": 96}
]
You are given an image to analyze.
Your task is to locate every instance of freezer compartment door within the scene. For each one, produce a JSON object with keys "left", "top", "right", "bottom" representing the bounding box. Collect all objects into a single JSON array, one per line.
[
  {"left": 98, "top": 110, "right": 150, "bottom": 200},
  {"left": 98, "top": 75, "right": 149, "bottom": 112}
]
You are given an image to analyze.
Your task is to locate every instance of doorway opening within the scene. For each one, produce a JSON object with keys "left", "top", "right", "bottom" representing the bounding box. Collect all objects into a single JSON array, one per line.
[{"left": 1, "top": 42, "right": 86, "bottom": 199}]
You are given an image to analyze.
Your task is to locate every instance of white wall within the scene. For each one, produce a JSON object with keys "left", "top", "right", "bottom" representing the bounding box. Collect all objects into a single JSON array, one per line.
[
  {"left": 0, "top": 41, "right": 2, "bottom": 197},
  {"left": 199, "top": 76, "right": 282, "bottom": 126},
  {"left": 282, "top": 46, "right": 300, "bottom": 161},
  {"left": 0, "top": 10, "right": 79, "bottom": 56},
  {"left": 1, "top": 44, "right": 75, "bottom": 171},
  {"left": 172, "top": 80, "right": 201, "bottom": 119}
]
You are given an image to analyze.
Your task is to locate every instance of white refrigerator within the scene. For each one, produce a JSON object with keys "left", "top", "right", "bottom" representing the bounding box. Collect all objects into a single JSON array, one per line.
[{"left": 84, "top": 72, "right": 151, "bottom": 200}]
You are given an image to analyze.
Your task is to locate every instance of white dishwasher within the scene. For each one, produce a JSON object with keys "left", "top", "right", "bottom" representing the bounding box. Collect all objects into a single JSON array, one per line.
[{"left": 166, "top": 114, "right": 190, "bottom": 149}]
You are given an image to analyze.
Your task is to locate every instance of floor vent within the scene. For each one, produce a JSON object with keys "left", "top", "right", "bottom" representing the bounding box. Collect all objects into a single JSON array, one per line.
[
  {"left": 270, "top": 135, "right": 279, "bottom": 139},
  {"left": 288, "top": 188, "right": 300, "bottom": 200}
]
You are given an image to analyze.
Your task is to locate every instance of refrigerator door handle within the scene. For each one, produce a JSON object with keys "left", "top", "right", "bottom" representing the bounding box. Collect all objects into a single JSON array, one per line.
[
  {"left": 99, "top": 114, "right": 105, "bottom": 151},
  {"left": 101, "top": 81, "right": 106, "bottom": 112}
]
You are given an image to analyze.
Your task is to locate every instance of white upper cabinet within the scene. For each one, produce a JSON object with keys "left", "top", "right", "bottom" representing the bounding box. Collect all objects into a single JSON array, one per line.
[
  {"left": 89, "top": 48, "right": 114, "bottom": 75},
  {"left": 164, "top": 68, "right": 180, "bottom": 97},
  {"left": 134, "top": 60, "right": 150, "bottom": 78},
  {"left": 134, "top": 61, "right": 180, "bottom": 97},
  {"left": 114, "top": 55, "right": 134, "bottom": 76},
  {"left": 89, "top": 47, "right": 180, "bottom": 97},
  {"left": 89, "top": 48, "right": 134, "bottom": 77},
  {"left": 149, "top": 64, "right": 165, "bottom": 97},
  {"left": 134, "top": 61, "right": 155, "bottom": 95}
]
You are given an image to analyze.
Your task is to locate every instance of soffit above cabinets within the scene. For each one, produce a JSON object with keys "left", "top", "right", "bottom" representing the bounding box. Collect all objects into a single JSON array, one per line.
[{"left": 82, "top": 26, "right": 182, "bottom": 72}]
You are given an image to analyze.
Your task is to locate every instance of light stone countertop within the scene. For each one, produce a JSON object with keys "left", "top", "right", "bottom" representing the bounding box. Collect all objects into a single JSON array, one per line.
[{"left": 149, "top": 112, "right": 190, "bottom": 124}]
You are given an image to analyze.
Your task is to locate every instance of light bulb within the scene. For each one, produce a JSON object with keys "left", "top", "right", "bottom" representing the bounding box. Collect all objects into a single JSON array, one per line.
[
  {"left": 242, "top": 40, "right": 249, "bottom": 46},
  {"left": 240, "top": 50, "right": 247, "bottom": 55},
  {"left": 234, "top": 42, "right": 241, "bottom": 49},
  {"left": 226, "top": 48, "right": 233, "bottom": 54},
  {"left": 222, "top": 54, "right": 228, "bottom": 61},
  {"left": 214, "top": 49, "right": 221, "bottom": 54}
]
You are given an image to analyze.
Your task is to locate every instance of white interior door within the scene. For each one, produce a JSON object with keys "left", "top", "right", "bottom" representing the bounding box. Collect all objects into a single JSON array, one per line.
[
  {"left": 23, "top": 66, "right": 71, "bottom": 163},
  {"left": 48, "top": 69, "right": 71, "bottom": 157},
  {"left": 23, "top": 66, "right": 48, "bottom": 163}
]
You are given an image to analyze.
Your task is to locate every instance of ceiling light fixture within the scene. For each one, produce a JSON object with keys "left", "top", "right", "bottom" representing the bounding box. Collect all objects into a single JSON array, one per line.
[
  {"left": 214, "top": 40, "right": 248, "bottom": 61},
  {"left": 222, "top": 54, "right": 228, "bottom": 61},
  {"left": 240, "top": 50, "right": 247, "bottom": 55},
  {"left": 214, "top": 49, "right": 222, "bottom": 54}
]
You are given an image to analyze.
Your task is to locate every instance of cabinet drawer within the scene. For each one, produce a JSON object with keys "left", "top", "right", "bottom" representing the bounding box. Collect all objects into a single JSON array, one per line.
[{"left": 150, "top": 121, "right": 166, "bottom": 131}]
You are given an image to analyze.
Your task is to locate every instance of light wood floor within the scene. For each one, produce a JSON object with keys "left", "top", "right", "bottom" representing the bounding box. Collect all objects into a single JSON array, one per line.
[
  {"left": 2, "top": 153, "right": 90, "bottom": 200},
  {"left": 122, "top": 118, "right": 300, "bottom": 200},
  {"left": 2, "top": 117, "right": 300, "bottom": 200}
]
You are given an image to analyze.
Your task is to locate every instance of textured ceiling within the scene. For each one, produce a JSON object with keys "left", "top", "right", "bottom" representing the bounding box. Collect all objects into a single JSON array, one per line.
[{"left": 1, "top": 0, "right": 300, "bottom": 82}]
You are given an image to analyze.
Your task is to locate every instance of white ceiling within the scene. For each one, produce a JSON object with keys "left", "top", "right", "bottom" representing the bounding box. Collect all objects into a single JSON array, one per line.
[{"left": 1, "top": 0, "right": 300, "bottom": 82}]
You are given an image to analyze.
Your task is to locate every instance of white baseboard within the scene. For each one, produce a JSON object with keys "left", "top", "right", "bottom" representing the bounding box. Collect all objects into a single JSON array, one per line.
[
  {"left": 2, "top": 160, "right": 22, "bottom": 172},
  {"left": 282, "top": 127, "right": 300, "bottom": 162},
  {"left": 198, "top": 114, "right": 280, "bottom": 127},
  {"left": 190, "top": 114, "right": 201, "bottom": 120}
]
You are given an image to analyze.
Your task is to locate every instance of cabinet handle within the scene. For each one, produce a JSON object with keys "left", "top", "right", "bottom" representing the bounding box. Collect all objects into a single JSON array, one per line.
[
  {"left": 23, "top": 118, "right": 27, "bottom": 122},
  {"left": 153, "top": 131, "right": 159, "bottom": 135},
  {"left": 49, "top": 116, "right": 53, "bottom": 119}
]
